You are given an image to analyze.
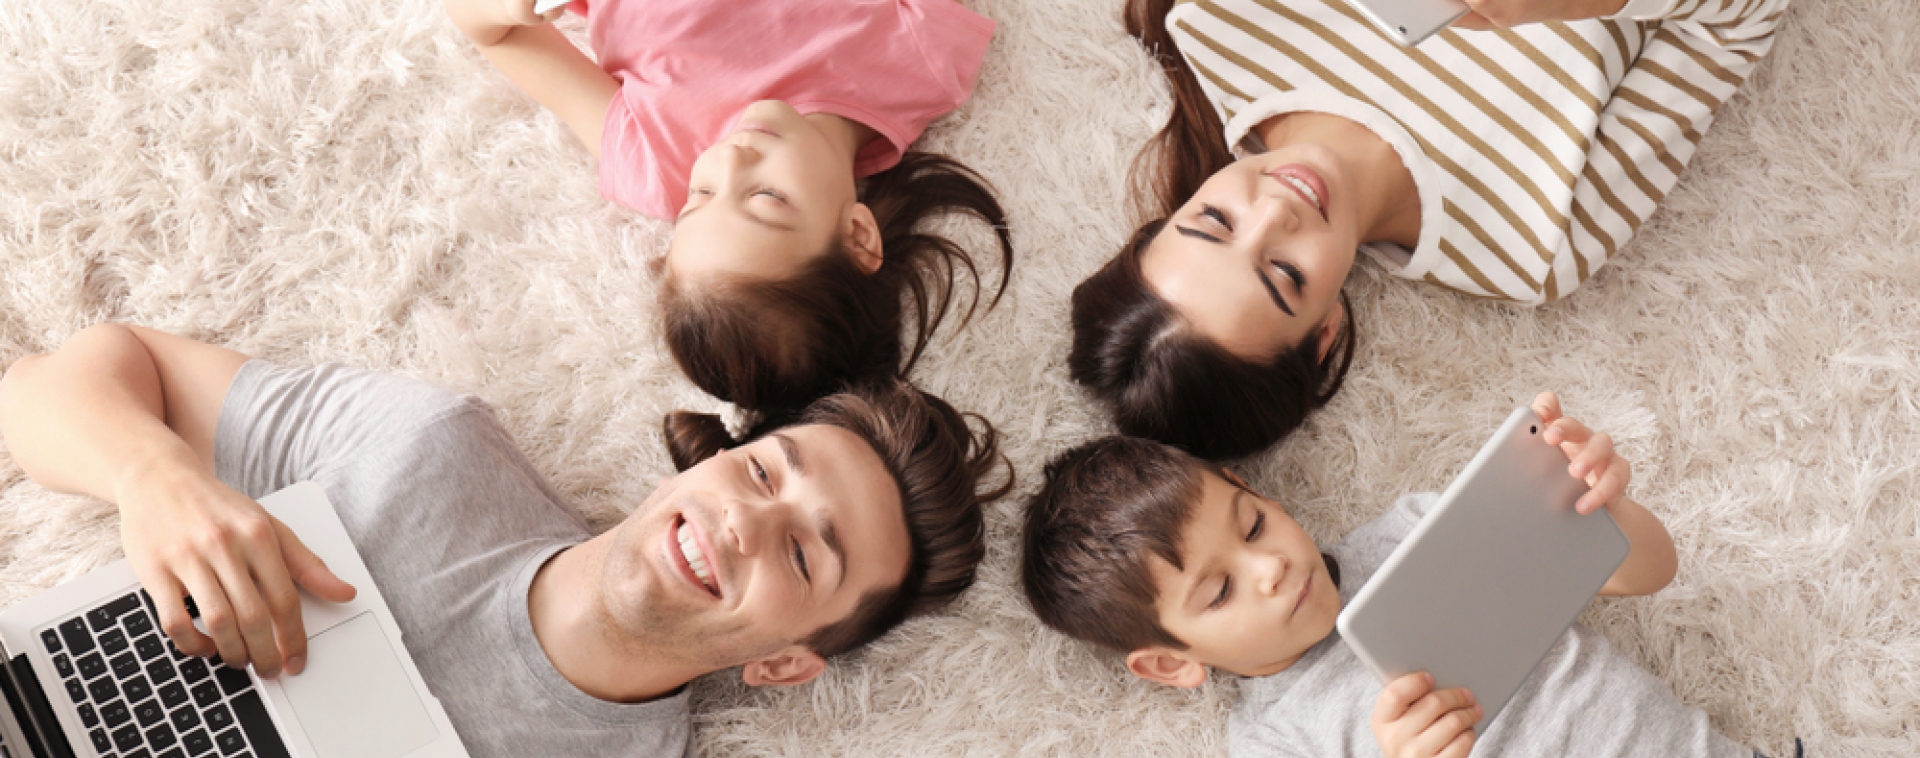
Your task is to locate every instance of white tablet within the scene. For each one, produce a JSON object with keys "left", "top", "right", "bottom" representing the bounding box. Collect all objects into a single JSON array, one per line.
[
  {"left": 1335, "top": 405, "right": 1630, "bottom": 732},
  {"left": 1342, "top": 0, "right": 1470, "bottom": 46}
]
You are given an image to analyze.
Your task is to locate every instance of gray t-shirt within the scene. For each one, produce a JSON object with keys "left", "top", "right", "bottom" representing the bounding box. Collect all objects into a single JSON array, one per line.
[
  {"left": 213, "top": 361, "right": 690, "bottom": 758},
  {"left": 1228, "top": 493, "right": 1746, "bottom": 758}
]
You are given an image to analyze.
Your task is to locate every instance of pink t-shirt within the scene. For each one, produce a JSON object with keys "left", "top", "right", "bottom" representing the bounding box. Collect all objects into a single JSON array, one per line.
[{"left": 575, "top": 0, "right": 995, "bottom": 220}]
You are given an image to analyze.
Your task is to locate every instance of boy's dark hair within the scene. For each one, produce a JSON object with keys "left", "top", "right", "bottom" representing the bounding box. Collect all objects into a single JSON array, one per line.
[
  {"left": 1021, "top": 435, "right": 1210, "bottom": 654},
  {"left": 660, "top": 151, "right": 1014, "bottom": 416},
  {"left": 1069, "top": 221, "right": 1356, "bottom": 461},
  {"left": 664, "top": 378, "right": 1010, "bottom": 658}
]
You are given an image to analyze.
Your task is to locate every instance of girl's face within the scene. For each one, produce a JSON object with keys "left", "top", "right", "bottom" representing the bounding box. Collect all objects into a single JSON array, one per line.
[
  {"left": 667, "top": 100, "right": 874, "bottom": 286},
  {"left": 1139, "top": 145, "right": 1358, "bottom": 362}
]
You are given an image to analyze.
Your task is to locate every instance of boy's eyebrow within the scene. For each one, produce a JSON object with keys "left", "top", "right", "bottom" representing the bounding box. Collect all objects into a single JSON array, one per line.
[{"left": 1180, "top": 489, "right": 1249, "bottom": 610}]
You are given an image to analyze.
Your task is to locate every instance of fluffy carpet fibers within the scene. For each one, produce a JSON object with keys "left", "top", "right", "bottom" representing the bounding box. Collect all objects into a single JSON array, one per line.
[{"left": 1, "top": 0, "right": 1916, "bottom": 755}]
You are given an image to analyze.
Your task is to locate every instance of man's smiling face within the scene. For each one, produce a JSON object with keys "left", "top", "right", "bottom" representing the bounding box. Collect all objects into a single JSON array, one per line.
[{"left": 598, "top": 424, "right": 910, "bottom": 677}]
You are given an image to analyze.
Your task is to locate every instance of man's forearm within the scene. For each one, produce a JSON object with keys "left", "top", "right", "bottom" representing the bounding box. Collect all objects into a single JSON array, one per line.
[{"left": 0, "top": 325, "right": 211, "bottom": 504}]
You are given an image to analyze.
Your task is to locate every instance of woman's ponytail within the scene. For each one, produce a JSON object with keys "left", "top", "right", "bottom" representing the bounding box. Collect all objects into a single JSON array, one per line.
[{"left": 1124, "top": 0, "right": 1236, "bottom": 222}]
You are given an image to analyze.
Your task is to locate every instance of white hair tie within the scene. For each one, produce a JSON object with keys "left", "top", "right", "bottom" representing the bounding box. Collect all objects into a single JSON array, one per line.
[{"left": 720, "top": 403, "right": 763, "bottom": 442}]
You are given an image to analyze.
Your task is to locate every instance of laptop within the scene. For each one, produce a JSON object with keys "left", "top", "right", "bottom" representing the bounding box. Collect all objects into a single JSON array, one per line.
[
  {"left": 0, "top": 482, "right": 470, "bottom": 758},
  {"left": 1336, "top": 405, "right": 1631, "bottom": 732}
]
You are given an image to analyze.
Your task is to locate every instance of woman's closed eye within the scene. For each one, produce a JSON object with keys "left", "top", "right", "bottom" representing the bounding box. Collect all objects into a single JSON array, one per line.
[{"left": 1202, "top": 204, "right": 1232, "bottom": 231}]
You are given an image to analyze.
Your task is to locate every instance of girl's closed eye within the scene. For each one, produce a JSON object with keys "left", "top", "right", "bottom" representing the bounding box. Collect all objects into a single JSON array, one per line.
[{"left": 752, "top": 187, "right": 788, "bottom": 203}]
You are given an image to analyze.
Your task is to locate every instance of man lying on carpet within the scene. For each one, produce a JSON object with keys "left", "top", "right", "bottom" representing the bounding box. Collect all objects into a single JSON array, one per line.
[
  {"left": 1022, "top": 394, "right": 1800, "bottom": 758},
  {"left": 0, "top": 324, "right": 1006, "bottom": 757}
]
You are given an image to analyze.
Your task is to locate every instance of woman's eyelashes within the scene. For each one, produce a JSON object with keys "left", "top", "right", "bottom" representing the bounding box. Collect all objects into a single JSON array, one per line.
[
  {"left": 1202, "top": 204, "right": 1232, "bottom": 231},
  {"left": 1270, "top": 260, "right": 1305, "bottom": 290}
]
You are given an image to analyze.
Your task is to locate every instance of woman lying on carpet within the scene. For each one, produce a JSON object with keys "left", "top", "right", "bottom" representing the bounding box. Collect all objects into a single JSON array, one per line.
[
  {"left": 446, "top": 0, "right": 1013, "bottom": 417},
  {"left": 1070, "top": 0, "right": 1789, "bottom": 460}
]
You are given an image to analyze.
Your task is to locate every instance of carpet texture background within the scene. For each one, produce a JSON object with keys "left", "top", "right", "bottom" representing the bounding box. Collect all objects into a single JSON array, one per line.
[{"left": 1, "top": 0, "right": 1916, "bottom": 755}]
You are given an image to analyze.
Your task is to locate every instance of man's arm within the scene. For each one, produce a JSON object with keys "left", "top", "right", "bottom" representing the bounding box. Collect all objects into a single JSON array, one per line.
[
  {"left": 446, "top": 0, "right": 620, "bottom": 158},
  {"left": 0, "top": 325, "right": 353, "bottom": 677}
]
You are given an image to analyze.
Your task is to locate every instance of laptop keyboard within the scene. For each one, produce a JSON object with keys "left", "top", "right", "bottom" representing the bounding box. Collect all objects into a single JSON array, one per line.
[{"left": 37, "top": 591, "right": 291, "bottom": 758}]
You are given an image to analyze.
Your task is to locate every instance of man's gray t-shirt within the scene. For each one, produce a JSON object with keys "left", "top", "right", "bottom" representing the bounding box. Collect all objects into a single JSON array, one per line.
[
  {"left": 1228, "top": 493, "right": 1746, "bottom": 758},
  {"left": 212, "top": 361, "right": 690, "bottom": 758}
]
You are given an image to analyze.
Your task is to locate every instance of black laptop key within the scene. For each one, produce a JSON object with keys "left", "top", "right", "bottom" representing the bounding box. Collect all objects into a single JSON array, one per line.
[
  {"left": 160, "top": 749, "right": 185, "bottom": 758},
  {"left": 179, "top": 658, "right": 209, "bottom": 683},
  {"left": 190, "top": 681, "right": 220, "bottom": 708},
  {"left": 137, "top": 634, "right": 167, "bottom": 662},
  {"left": 77, "top": 652, "right": 108, "bottom": 680},
  {"left": 230, "top": 692, "right": 289, "bottom": 758},
  {"left": 202, "top": 703, "right": 233, "bottom": 733},
  {"left": 88, "top": 675, "right": 119, "bottom": 703},
  {"left": 91, "top": 594, "right": 143, "bottom": 631},
  {"left": 124, "top": 610, "right": 155, "bottom": 638},
  {"left": 113, "top": 722, "right": 142, "bottom": 752},
  {"left": 181, "top": 727, "right": 212, "bottom": 756},
  {"left": 113, "top": 652, "right": 142, "bottom": 680},
  {"left": 41, "top": 628, "right": 62, "bottom": 654},
  {"left": 103, "top": 699, "right": 131, "bottom": 727},
  {"left": 65, "top": 677, "right": 86, "bottom": 703},
  {"left": 171, "top": 704, "right": 201, "bottom": 733},
  {"left": 124, "top": 675, "right": 153, "bottom": 703},
  {"left": 182, "top": 596, "right": 200, "bottom": 620},
  {"left": 128, "top": 750, "right": 152, "bottom": 758},
  {"left": 213, "top": 666, "right": 249, "bottom": 697},
  {"left": 148, "top": 658, "right": 178, "bottom": 684},
  {"left": 60, "top": 617, "right": 96, "bottom": 655},
  {"left": 146, "top": 722, "right": 178, "bottom": 751},
  {"left": 78, "top": 701, "right": 99, "bottom": 727},
  {"left": 136, "top": 699, "right": 165, "bottom": 727},
  {"left": 159, "top": 681, "right": 189, "bottom": 708},
  {"left": 89, "top": 728, "right": 111, "bottom": 753},
  {"left": 215, "top": 728, "right": 246, "bottom": 756},
  {"left": 52, "top": 653, "right": 73, "bottom": 678},
  {"left": 101, "top": 629, "right": 130, "bottom": 656}
]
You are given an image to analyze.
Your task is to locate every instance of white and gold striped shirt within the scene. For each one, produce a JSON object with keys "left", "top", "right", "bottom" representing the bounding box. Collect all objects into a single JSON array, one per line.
[{"left": 1167, "top": 0, "right": 1788, "bottom": 304}]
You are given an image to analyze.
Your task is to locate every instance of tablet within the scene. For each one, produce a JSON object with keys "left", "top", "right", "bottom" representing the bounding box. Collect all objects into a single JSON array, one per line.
[
  {"left": 1335, "top": 405, "right": 1629, "bottom": 732},
  {"left": 1342, "top": 0, "right": 1470, "bottom": 46}
]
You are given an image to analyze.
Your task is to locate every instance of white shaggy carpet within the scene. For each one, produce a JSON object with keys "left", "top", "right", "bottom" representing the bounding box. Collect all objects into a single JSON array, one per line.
[{"left": 2, "top": 0, "right": 1916, "bottom": 755}]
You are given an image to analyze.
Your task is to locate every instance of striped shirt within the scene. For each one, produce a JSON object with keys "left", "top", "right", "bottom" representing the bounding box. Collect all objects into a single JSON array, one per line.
[{"left": 1167, "top": 0, "right": 1789, "bottom": 304}]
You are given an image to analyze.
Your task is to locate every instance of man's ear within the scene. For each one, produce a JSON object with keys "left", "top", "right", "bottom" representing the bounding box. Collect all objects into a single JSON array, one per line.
[
  {"left": 844, "top": 203, "right": 884, "bottom": 275},
  {"left": 1125, "top": 647, "right": 1209, "bottom": 688},
  {"left": 1314, "top": 296, "right": 1346, "bottom": 363},
  {"left": 740, "top": 645, "right": 827, "bottom": 687}
]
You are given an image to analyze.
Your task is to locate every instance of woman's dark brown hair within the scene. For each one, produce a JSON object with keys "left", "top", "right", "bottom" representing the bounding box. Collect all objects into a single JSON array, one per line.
[
  {"left": 662, "top": 378, "right": 1009, "bottom": 658},
  {"left": 660, "top": 151, "right": 1014, "bottom": 415},
  {"left": 1063, "top": 0, "right": 1359, "bottom": 461}
]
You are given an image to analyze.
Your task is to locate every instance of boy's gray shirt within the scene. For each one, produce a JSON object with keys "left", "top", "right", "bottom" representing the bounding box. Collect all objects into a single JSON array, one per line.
[
  {"left": 213, "top": 361, "right": 690, "bottom": 758},
  {"left": 1228, "top": 493, "right": 1746, "bottom": 758}
]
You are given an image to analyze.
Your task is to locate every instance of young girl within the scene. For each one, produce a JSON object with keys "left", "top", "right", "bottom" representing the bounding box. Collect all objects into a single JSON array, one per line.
[
  {"left": 1071, "top": 0, "right": 1788, "bottom": 460},
  {"left": 446, "top": 0, "right": 1014, "bottom": 414}
]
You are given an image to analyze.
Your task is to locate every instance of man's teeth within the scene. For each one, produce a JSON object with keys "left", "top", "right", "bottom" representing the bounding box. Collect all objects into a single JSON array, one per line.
[
  {"left": 677, "top": 522, "right": 715, "bottom": 592},
  {"left": 1281, "top": 174, "right": 1323, "bottom": 212}
]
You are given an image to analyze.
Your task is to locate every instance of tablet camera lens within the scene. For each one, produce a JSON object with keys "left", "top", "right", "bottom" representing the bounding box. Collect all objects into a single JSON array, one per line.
[{"left": 1530, "top": 425, "right": 1537, "bottom": 434}]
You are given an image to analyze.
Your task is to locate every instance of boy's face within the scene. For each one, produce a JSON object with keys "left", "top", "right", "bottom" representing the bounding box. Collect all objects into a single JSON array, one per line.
[{"left": 1127, "top": 470, "right": 1341, "bottom": 685}]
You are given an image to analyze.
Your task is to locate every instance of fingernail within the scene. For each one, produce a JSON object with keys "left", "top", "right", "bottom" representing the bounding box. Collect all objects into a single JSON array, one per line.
[{"left": 287, "top": 655, "right": 305, "bottom": 675}]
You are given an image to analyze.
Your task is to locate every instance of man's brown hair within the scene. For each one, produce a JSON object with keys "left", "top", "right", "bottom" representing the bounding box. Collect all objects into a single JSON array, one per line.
[
  {"left": 1020, "top": 435, "right": 1210, "bottom": 654},
  {"left": 664, "top": 378, "right": 1010, "bottom": 658}
]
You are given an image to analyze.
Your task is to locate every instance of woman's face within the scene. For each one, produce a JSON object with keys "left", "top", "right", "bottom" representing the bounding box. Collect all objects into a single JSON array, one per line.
[
  {"left": 667, "top": 100, "right": 871, "bottom": 286},
  {"left": 1140, "top": 145, "right": 1358, "bottom": 361}
]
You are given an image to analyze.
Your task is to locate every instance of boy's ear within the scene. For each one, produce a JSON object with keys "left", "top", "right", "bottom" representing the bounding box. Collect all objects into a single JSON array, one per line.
[
  {"left": 740, "top": 645, "right": 826, "bottom": 687},
  {"left": 1125, "top": 647, "right": 1210, "bottom": 688},
  {"left": 844, "top": 203, "right": 884, "bottom": 275}
]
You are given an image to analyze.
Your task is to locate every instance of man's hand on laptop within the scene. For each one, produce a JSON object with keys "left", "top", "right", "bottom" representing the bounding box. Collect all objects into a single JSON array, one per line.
[
  {"left": 1371, "top": 672, "right": 1480, "bottom": 758},
  {"left": 118, "top": 465, "right": 356, "bottom": 678},
  {"left": 1530, "top": 392, "right": 1630, "bottom": 516}
]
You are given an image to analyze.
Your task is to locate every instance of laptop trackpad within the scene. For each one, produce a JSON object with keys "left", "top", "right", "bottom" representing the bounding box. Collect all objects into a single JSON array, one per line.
[{"left": 279, "top": 612, "right": 438, "bottom": 758}]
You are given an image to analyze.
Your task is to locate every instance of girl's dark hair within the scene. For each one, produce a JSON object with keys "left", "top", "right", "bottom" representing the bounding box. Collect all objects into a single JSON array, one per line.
[
  {"left": 662, "top": 378, "right": 1009, "bottom": 659},
  {"left": 1070, "top": 221, "right": 1356, "bottom": 461},
  {"left": 1062, "top": 0, "right": 1359, "bottom": 461},
  {"left": 660, "top": 151, "right": 1014, "bottom": 415}
]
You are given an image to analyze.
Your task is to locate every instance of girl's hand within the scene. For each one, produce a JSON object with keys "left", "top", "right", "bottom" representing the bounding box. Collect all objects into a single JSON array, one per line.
[
  {"left": 1531, "top": 392, "right": 1630, "bottom": 515},
  {"left": 1371, "top": 673, "right": 1481, "bottom": 758},
  {"left": 1452, "top": 0, "right": 1629, "bottom": 29}
]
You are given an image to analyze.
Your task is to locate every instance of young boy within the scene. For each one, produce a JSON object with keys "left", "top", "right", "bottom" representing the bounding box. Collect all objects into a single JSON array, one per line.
[{"left": 1022, "top": 394, "right": 1778, "bottom": 758}]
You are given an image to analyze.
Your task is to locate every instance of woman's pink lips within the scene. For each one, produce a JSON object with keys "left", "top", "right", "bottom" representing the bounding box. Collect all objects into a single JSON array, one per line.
[{"left": 1265, "top": 165, "right": 1330, "bottom": 223}]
